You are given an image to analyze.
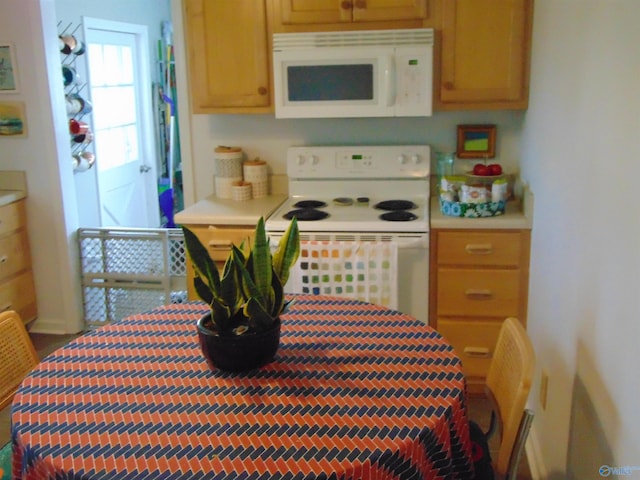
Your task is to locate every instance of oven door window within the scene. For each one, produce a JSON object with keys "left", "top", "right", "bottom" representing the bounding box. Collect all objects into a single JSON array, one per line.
[{"left": 287, "top": 64, "right": 374, "bottom": 102}]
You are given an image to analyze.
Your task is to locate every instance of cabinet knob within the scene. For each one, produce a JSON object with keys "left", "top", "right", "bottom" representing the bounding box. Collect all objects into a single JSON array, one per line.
[
  {"left": 464, "top": 289, "right": 493, "bottom": 299},
  {"left": 208, "top": 240, "right": 233, "bottom": 251},
  {"left": 258, "top": 87, "right": 267, "bottom": 95},
  {"left": 354, "top": 0, "right": 366, "bottom": 8},
  {"left": 341, "top": 1, "right": 353, "bottom": 9},
  {"left": 465, "top": 243, "right": 493, "bottom": 255},
  {"left": 444, "top": 81, "right": 455, "bottom": 90},
  {"left": 463, "top": 347, "right": 491, "bottom": 358}
]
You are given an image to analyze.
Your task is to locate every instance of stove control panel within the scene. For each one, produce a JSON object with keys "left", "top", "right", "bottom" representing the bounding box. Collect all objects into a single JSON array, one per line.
[
  {"left": 336, "top": 153, "right": 377, "bottom": 169},
  {"left": 287, "top": 145, "right": 430, "bottom": 179}
]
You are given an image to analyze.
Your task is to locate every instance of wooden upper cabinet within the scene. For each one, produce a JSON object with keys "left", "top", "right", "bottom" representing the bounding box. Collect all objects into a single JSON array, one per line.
[
  {"left": 280, "top": 0, "right": 428, "bottom": 25},
  {"left": 184, "top": 0, "right": 271, "bottom": 113},
  {"left": 437, "top": 0, "right": 533, "bottom": 110}
]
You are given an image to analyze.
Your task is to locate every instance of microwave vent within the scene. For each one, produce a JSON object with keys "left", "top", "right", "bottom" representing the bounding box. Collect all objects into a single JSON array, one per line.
[{"left": 273, "top": 28, "right": 434, "bottom": 50}]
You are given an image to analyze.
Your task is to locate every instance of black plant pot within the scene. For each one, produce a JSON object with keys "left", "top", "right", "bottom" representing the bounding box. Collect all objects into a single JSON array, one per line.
[{"left": 197, "top": 313, "right": 281, "bottom": 373}]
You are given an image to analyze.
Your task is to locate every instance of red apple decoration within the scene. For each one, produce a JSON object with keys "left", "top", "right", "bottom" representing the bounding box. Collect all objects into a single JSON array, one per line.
[
  {"left": 488, "top": 163, "right": 503, "bottom": 176},
  {"left": 473, "top": 163, "right": 489, "bottom": 176}
]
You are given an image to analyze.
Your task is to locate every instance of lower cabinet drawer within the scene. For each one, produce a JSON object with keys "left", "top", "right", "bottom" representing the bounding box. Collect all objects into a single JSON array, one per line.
[
  {"left": 438, "top": 319, "right": 503, "bottom": 380},
  {"left": 436, "top": 268, "right": 520, "bottom": 317},
  {"left": 184, "top": 225, "right": 254, "bottom": 301},
  {"left": 0, "top": 269, "right": 37, "bottom": 323},
  {"left": 186, "top": 226, "right": 254, "bottom": 262},
  {"left": 0, "top": 200, "right": 25, "bottom": 237},
  {"left": 0, "top": 230, "right": 30, "bottom": 280}
]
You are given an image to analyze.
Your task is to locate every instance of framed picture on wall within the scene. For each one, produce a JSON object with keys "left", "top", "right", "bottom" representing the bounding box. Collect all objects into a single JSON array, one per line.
[
  {"left": 0, "top": 43, "right": 19, "bottom": 93},
  {"left": 456, "top": 124, "right": 497, "bottom": 159},
  {"left": 0, "top": 101, "right": 27, "bottom": 137}
]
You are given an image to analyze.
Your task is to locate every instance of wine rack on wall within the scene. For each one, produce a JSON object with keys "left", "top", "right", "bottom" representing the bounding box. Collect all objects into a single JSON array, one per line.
[{"left": 58, "top": 21, "right": 96, "bottom": 173}]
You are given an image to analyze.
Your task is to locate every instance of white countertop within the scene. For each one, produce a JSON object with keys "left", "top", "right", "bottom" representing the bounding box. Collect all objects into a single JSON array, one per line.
[
  {"left": 430, "top": 189, "right": 534, "bottom": 230},
  {"left": 0, "top": 189, "right": 26, "bottom": 207},
  {"left": 0, "top": 171, "right": 27, "bottom": 206},
  {"left": 175, "top": 194, "right": 287, "bottom": 225}
]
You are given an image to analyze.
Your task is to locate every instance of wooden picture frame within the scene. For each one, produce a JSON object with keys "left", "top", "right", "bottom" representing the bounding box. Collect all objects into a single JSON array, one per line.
[
  {"left": 456, "top": 124, "right": 497, "bottom": 159},
  {"left": 0, "top": 101, "right": 27, "bottom": 137},
  {"left": 0, "top": 43, "right": 19, "bottom": 93}
]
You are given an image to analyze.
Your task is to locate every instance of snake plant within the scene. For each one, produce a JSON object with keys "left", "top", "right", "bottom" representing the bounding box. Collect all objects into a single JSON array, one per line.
[{"left": 182, "top": 217, "right": 299, "bottom": 334}]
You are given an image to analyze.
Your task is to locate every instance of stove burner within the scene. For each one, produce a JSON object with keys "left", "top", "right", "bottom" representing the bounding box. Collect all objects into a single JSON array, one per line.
[
  {"left": 380, "top": 211, "right": 418, "bottom": 222},
  {"left": 293, "top": 200, "right": 327, "bottom": 209},
  {"left": 374, "top": 200, "right": 417, "bottom": 211},
  {"left": 283, "top": 208, "right": 329, "bottom": 221}
]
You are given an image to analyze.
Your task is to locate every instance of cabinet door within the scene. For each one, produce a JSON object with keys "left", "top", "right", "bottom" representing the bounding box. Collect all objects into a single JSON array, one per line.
[
  {"left": 439, "top": 0, "right": 533, "bottom": 110},
  {"left": 281, "top": 0, "right": 352, "bottom": 24},
  {"left": 280, "top": 0, "right": 427, "bottom": 24},
  {"left": 184, "top": 0, "right": 271, "bottom": 113},
  {"left": 354, "top": 0, "right": 428, "bottom": 22}
]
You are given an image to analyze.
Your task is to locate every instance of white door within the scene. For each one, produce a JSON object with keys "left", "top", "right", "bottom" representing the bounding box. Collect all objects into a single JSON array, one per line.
[{"left": 83, "top": 19, "right": 159, "bottom": 228}]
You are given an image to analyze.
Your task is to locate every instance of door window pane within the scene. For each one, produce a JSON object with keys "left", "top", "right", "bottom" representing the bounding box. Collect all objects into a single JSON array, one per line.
[{"left": 89, "top": 42, "right": 138, "bottom": 171}]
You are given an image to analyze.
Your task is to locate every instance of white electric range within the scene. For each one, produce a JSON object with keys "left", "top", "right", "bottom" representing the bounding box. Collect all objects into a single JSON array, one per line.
[{"left": 265, "top": 145, "right": 430, "bottom": 323}]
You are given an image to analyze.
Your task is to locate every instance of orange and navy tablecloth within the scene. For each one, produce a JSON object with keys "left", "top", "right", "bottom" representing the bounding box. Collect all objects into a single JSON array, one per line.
[{"left": 11, "top": 295, "right": 474, "bottom": 479}]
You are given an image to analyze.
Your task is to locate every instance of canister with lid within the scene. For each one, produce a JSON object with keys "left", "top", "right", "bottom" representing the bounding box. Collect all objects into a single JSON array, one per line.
[
  {"left": 243, "top": 158, "right": 269, "bottom": 198},
  {"left": 214, "top": 146, "right": 243, "bottom": 178}
]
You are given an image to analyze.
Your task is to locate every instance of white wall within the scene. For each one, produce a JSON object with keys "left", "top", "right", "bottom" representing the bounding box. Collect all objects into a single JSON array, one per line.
[
  {"left": 0, "top": 0, "right": 171, "bottom": 333},
  {"left": 0, "top": 0, "right": 82, "bottom": 333},
  {"left": 521, "top": 0, "right": 640, "bottom": 476}
]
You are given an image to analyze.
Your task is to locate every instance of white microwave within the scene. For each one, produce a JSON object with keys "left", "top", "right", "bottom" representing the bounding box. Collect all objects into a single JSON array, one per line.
[{"left": 272, "top": 28, "right": 434, "bottom": 119}]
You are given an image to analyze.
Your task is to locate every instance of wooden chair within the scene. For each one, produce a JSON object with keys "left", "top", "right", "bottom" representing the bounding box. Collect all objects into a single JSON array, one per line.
[
  {"left": 473, "top": 317, "right": 536, "bottom": 480},
  {"left": 0, "top": 311, "right": 39, "bottom": 410}
]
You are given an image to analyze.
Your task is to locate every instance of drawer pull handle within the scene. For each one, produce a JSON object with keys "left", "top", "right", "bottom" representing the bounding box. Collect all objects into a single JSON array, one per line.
[
  {"left": 0, "top": 255, "right": 7, "bottom": 263},
  {"left": 465, "top": 243, "right": 493, "bottom": 255},
  {"left": 207, "top": 240, "right": 232, "bottom": 250},
  {"left": 0, "top": 303, "right": 12, "bottom": 312},
  {"left": 464, "top": 346, "right": 490, "bottom": 358},
  {"left": 465, "top": 289, "right": 493, "bottom": 299}
]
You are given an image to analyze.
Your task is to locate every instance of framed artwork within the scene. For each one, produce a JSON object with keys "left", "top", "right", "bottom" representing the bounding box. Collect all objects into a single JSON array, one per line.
[
  {"left": 0, "top": 101, "right": 27, "bottom": 137},
  {"left": 456, "top": 124, "right": 497, "bottom": 159},
  {"left": 0, "top": 43, "right": 19, "bottom": 93}
]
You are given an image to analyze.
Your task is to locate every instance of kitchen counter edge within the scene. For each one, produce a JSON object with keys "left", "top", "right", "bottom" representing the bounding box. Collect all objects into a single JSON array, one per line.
[
  {"left": 175, "top": 194, "right": 287, "bottom": 226},
  {"left": 430, "top": 189, "right": 533, "bottom": 230}
]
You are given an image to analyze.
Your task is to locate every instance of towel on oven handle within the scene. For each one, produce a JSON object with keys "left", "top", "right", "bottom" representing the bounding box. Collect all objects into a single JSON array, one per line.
[{"left": 290, "top": 241, "right": 398, "bottom": 310}]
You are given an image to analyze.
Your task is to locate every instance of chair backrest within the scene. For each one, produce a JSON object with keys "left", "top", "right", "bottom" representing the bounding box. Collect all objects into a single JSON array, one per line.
[
  {"left": 485, "top": 317, "right": 535, "bottom": 478},
  {"left": 0, "top": 311, "right": 39, "bottom": 410}
]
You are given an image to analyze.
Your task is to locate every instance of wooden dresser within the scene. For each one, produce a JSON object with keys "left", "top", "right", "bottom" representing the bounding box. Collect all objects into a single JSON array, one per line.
[{"left": 0, "top": 198, "right": 37, "bottom": 325}]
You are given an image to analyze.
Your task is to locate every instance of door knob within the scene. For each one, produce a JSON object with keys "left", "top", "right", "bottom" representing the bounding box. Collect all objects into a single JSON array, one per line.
[{"left": 139, "top": 165, "right": 151, "bottom": 173}]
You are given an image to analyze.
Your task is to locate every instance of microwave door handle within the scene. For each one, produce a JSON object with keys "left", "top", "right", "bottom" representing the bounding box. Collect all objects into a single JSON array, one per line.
[{"left": 384, "top": 55, "right": 396, "bottom": 107}]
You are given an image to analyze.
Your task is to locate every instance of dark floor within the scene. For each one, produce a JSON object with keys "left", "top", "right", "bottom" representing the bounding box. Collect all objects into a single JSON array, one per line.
[{"left": 2, "top": 333, "right": 532, "bottom": 478}]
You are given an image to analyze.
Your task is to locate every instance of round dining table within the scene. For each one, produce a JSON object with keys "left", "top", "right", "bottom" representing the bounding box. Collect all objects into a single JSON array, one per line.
[{"left": 11, "top": 295, "right": 474, "bottom": 479}]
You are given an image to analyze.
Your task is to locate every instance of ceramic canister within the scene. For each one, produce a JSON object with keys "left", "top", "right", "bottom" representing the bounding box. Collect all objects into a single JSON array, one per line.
[
  {"left": 214, "top": 146, "right": 243, "bottom": 178},
  {"left": 231, "top": 181, "right": 252, "bottom": 202},
  {"left": 242, "top": 159, "right": 268, "bottom": 198},
  {"left": 215, "top": 176, "right": 242, "bottom": 199}
]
